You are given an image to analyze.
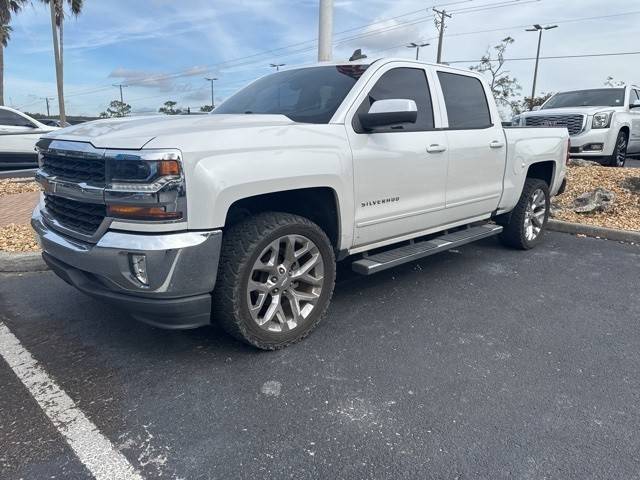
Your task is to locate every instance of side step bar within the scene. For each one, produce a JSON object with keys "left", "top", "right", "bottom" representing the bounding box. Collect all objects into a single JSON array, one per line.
[{"left": 351, "top": 224, "right": 503, "bottom": 275}]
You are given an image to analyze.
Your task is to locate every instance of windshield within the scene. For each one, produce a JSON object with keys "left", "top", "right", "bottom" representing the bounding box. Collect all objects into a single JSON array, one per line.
[
  {"left": 212, "top": 65, "right": 369, "bottom": 123},
  {"left": 542, "top": 88, "right": 625, "bottom": 109}
]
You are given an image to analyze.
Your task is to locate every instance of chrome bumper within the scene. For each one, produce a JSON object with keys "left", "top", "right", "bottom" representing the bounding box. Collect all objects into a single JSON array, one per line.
[{"left": 31, "top": 208, "right": 222, "bottom": 328}]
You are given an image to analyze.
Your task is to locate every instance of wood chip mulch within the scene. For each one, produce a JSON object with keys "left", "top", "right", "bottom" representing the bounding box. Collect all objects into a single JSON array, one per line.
[
  {"left": 553, "top": 165, "right": 640, "bottom": 232},
  {"left": 0, "top": 179, "right": 40, "bottom": 196},
  {"left": 0, "top": 224, "right": 40, "bottom": 252}
]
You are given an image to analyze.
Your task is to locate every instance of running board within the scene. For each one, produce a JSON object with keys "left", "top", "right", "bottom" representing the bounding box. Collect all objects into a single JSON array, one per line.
[{"left": 351, "top": 224, "right": 503, "bottom": 275}]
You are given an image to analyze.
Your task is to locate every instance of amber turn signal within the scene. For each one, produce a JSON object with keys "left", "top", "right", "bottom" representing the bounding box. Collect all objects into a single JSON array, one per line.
[
  {"left": 107, "top": 205, "right": 182, "bottom": 221},
  {"left": 157, "top": 160, "right": 181, "bottom": 177}
]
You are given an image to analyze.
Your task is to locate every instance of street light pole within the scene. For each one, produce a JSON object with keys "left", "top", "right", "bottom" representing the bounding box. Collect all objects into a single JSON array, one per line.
[
  {"left": 205, "top": 77, "right": 218, "bottom": 109},
  {"left": 270, "top": 63, "right": 285, "bottom": 72},
  {"left": 318, "top": 0, "right": 334, "bottom": 62},
  {"left": 526, "top": 24, "right": 558, "bottom": 109},
  {"left": 406, "top": 42, "right": 430, "bottom": 60}
]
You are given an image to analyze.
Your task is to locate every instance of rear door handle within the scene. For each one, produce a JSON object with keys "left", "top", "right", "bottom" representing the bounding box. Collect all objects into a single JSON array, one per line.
[
  {"left": 490, "top": 141, "right": 505, "bottom": 149},
  {"left": 426, "top": 144, "right": 447, "bottom": 153}
]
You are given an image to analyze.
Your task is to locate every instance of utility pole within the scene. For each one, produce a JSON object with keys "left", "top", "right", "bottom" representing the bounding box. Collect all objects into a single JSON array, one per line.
[
  {"left": 526, "top": 24, "right": 558, "bottom": 109},
  {"left": 433, "top": 8, "right": 451, "bottom": 64},
  {"left": 407, "top": 42, "right": 430, "bottom": 60},
  {"left": 270, "top": 63, "right": 285, "bottom": 71},
  {"left": 42, "top": 97, "right": 54, "bottom": 116},
  {"left": 205, "top": 77, "right": 218, "bottom": 109},
  {"left": 112, "top": 83, "right": 128, "bottom": 103},
  {"left": 318, "top": 0, "right": 334, "bottom": 62}
]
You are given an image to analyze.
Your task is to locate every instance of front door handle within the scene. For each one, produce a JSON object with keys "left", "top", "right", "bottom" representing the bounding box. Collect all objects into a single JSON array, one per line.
[
  {"left": 490, "top": 141, "right": 505, "bottom": 149},
  {"left": 426, "top": 144, "right": 447, "bottom": 153}
]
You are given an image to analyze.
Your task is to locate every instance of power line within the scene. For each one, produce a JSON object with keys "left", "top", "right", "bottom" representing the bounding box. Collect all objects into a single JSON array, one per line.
[
  {"left": 444, "top": 50, "right": 640, "bottom": 64},
  {"left": 27, "top": 2, "right": 639, "bottom": 112}
]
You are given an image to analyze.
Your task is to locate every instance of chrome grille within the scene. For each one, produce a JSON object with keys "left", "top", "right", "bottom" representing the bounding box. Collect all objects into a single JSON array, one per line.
[
  {"left": 524, "top": 114, "right": 585, "bottom": 136},
  {"left": 44, "top": 194, "right": 106, "bottom": 236},
  {"left": 41, "top": 152, "right": 105, "bottom": 185}
]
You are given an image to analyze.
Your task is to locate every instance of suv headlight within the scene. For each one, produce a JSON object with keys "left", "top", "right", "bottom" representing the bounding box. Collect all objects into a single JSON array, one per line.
[
  {"left": 104, "top": 149, "right": 186, "bottom": 222},
  {"left": 511, "top": 115, "right": 522, "bottom": 126},
  {"left": 592, "top": 111, "right": 613, "bottom": 129}
]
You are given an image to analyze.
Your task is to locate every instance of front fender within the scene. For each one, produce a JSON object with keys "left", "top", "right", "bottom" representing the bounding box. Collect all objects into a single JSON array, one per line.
[{"left": 179, "top": 125, "right": 354, "bottom": 250}]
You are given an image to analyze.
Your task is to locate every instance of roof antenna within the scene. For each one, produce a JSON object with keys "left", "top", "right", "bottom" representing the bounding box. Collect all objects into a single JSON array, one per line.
[{"left": 349, "top": 49, "right": 367, "bottom": 62}]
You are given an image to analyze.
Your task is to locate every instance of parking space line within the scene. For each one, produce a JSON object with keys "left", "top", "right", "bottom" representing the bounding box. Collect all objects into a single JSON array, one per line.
[{"left": 0, "top": 321, "right": 143, "bottom": 480}]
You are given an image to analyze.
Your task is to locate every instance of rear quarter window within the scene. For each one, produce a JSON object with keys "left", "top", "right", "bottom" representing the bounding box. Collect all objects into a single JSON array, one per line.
[{"left": 437, "top": 72, "right": 492, "bottom": 129}]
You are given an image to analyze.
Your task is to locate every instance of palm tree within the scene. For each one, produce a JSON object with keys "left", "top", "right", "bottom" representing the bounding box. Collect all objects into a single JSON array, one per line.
[
  {"left": 0, "top": 0, "right": 27, "bottom": 106},
  {"left": 41, "top": 0, "right": 83, "bottom": 122}
]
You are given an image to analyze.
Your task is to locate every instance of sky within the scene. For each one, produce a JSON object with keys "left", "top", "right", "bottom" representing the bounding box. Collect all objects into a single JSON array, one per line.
[{"left": 4, "top": 0, "right": 640, "bottom": 117}]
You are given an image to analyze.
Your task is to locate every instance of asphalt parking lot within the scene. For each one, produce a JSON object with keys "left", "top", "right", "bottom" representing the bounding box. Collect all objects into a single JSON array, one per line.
[{"left": 1, "top": 231, "right": 639, "bottom": 479}]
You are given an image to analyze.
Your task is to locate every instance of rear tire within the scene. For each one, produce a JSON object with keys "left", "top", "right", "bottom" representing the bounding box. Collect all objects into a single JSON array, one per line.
[
  {"left": 497, "top": 178, "right": 550, "bottom": 250},
  {"left": 607, "top": 130, "right": 628, "bottom": 167},
  {"left": 213, "top": 212, "right": 336, "bottom": 350}
]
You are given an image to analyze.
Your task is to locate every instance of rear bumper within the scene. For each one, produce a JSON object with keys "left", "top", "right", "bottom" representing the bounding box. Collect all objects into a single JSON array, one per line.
[{"left": 32, "top": 208, "right": 222, "bottom": 329}]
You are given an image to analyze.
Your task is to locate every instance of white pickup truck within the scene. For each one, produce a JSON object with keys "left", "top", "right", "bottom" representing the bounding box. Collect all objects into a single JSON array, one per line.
[
  {"left": 513, "top": 85, "right": 640, "bottom": 167},
  {"left": 32, "top": 59, "right": 569, "bottom": 349}
]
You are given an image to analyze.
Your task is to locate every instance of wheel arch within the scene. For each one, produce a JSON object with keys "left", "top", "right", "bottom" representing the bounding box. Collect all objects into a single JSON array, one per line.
[
  {"left": 223, "top": 187, "right": 342, "bottom": 251},
  {"left": 526, "top": 160, "right": 556, "bottom": 188}
]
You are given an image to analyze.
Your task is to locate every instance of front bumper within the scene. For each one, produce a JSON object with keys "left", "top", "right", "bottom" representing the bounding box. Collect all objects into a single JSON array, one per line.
[
  {"left": 569, "top": 128, "right": 616, "bottom": 158},
  {"left": 32, "top": 209, "right": 222, "bottom": 329}
]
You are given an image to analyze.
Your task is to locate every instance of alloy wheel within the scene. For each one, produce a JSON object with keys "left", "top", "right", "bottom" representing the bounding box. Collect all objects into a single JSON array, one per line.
[
  {"left": 246, "top": 234, "right": 325, "bottom": 333},
  {"left": 523, "top": 188, "right": 547, "bottom": 241},
  {"left": 615, "top": 135, "right": 627, "bottom": 167}
]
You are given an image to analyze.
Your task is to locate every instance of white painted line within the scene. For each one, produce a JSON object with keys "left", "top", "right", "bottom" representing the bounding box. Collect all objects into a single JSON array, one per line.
[{"left": 0, "top": 321, "right": 143, "bottom": 480}]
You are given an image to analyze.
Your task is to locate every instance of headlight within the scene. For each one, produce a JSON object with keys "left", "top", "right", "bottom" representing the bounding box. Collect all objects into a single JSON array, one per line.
[
  {"left": 511, "top": 115, "right": 521, "bottom": 126},
  {"left": 104, "top": 149, "right": 186, "bottom": 222},
  {"left": 592, "top": 111, "right": 612, "bottom": 129}
]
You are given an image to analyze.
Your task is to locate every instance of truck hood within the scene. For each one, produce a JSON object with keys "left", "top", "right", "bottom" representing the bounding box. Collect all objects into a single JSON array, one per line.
[
  {"left": 524, "top": 106, "right": 620, "bottom": 116},
  {"left": 43, "top": 114, "right": 296, "bottom": 150}
]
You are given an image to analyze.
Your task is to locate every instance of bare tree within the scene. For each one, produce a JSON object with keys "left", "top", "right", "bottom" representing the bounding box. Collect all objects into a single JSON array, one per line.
[{"left": 470, "top": 37, "right": 522, "bottom": 114}]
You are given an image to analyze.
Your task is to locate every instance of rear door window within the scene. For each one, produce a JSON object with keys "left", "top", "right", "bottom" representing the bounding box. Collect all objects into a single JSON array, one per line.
[{"left": 437, "top": 72, "right": 492, "bottom": 129}]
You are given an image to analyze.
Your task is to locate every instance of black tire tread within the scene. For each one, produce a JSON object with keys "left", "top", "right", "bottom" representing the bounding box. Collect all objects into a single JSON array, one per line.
[
  {"left": 498, "top": 178, "right": 549, "bottom": 250},
  {"left": 607, "top": 130, "right": 628, "bottom": 167},
  {"left": 212, "top": 211, "right": 335, "bottom": 350}
]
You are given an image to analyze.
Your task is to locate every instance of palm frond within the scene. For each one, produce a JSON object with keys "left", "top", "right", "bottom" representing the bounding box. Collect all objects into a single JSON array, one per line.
[{"left": 0, "top": 24, "right": 12, "bottom": 47}]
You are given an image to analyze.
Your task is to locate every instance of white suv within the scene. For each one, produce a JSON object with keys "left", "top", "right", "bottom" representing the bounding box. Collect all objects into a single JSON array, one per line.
[{"left": 514, "top": 85, "right": 640, "bottom": 166}]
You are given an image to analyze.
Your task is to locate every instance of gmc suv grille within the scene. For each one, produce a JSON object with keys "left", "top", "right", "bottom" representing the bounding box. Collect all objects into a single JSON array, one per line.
[
  {"left": 42, "top": 152, "right": 105, "bottom": 185},
  {"left": 44, "top": 194, "right": 106, "bottom": 236},
  {"left": 524, "top": 114, "right": 585, "bottom": 136}
]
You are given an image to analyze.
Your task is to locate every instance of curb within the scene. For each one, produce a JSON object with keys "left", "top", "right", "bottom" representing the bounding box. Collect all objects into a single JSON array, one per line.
[
  {"left": 0, "top": 251, "right": 48, "bottom": 273},
  {"left": 0, "top": 168, "right": 37, "bottom": 180},
  {"left": 547, "top": 219, "right": 640, "bottom": 244}
]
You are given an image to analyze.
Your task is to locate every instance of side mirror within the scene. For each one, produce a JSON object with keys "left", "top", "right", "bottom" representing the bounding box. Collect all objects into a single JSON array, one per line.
[
  {"left": 532, "top": 105, "right": 541, "bottom": 111},
  {"left": 359, "top": 99, "right": 418, "bottom": 131},
  {"left": 631, "top": 100, "right": 640, "bottom": 109}
]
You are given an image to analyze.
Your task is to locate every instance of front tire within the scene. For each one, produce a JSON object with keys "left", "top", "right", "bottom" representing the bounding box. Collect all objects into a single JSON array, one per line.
[
  {"left": 607, "top": 130, "right": 628, "bottom": 167},
  {"left": 497, "top": 178, "right": 550, "bottom": 250},
  {"left": 213, "top": 212, "right": 336, "bottom": 350}
]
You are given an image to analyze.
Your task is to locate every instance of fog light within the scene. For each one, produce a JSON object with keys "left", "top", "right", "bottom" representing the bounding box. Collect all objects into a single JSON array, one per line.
[
  {"left": 584, "top": 143, "right": 604, "bottom": 152},
  {"left": 129, "top": 254, "right": 148, "bottom": 285}
]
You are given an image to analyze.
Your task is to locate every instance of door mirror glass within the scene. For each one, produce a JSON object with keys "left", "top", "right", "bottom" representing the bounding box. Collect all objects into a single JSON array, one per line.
[{"left": 359, "top": 99, "right": 418, "bottom": 130}]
